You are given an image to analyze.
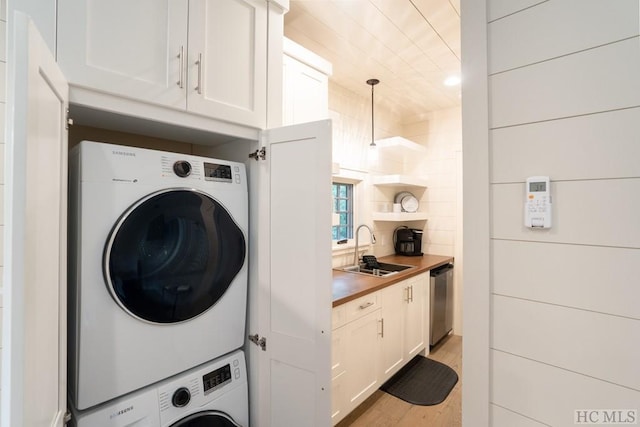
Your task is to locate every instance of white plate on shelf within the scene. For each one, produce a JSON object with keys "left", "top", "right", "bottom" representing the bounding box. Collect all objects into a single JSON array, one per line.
[
  {"left": 401, "top": 195, "right": 419, "bottom": 213},
  {"left": 394, "top": 191, "right": 414, "bottom": 204}
]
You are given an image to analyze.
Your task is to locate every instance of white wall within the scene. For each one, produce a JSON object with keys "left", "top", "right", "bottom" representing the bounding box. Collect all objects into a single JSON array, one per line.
[
  {"left": 329, "top": 82, "right": 462, "bottom": 261},
  {"left": 329, "top": 81, "right": 463, "bottom": 333},
  {"left": 464, "top": 0, "right": 640, "bottom": 425},
  {"left": 0, "top": 0, "right": 7, "bottom": 407}
]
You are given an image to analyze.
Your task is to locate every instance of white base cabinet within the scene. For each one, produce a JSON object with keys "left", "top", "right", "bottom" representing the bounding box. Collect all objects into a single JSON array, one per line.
[
  {"left": 404, "top": 273, "right": 429, "bottom": 359},
  {"left": 380, "top": 272, "right": 428, "bottom": 380},
  {"left": 379, "top": 283, "right": 406, "bottom": 378},
  {"left": 332, "top": 272, "right": 430, "bottom": 425}
]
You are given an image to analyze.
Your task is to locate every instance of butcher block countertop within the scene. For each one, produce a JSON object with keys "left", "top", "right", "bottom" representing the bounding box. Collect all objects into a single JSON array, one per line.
[{"left": 332, "top": 254, "right": 453, "bottom": 307}]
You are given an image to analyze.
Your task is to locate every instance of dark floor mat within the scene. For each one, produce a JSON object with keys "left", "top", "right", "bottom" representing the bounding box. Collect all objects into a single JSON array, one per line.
[{"left": 380, "top": 355, "right": 458, "bottom": 406}]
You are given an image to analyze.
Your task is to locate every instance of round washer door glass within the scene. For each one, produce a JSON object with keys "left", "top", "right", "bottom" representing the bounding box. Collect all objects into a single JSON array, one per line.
[
  {"left": 169, "top": 411, "right": 241, "bottom": 427},
  {"left": 105, "top": 189, "right": 246, "bottom": 323}
]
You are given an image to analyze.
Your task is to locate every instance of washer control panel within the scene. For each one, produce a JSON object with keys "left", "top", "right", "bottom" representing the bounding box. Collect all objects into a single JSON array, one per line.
[
  {"left": 158, "top": 350, "right": 247, "bottom": 426},
  {"left": 203, "top": 363, "right": 232, "bottom": 395}
]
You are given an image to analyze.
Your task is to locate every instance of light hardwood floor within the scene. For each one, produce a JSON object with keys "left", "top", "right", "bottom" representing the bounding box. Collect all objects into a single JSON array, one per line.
[{"left": 336, "top": 334, "right": 462, "bottom": 427}]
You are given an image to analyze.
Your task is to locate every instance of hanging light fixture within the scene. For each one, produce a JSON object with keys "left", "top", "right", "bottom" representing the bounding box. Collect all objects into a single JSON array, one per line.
[{"left": 366, "top": 78, "right": 380, "bottom": 147}]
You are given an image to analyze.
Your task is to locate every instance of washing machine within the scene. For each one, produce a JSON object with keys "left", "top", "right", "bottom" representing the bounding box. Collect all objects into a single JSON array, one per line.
[
  {"left": 71, "top": 350, "right": 249, "bottom": 427},
  {"left": 68, "top": 141, "right": 248, "bottom": 410}
]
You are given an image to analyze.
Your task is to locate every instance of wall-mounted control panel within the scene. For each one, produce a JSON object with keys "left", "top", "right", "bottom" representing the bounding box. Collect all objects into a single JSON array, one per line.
[{"left": 525, "top": 176, "right": 552, "bottom": 229}]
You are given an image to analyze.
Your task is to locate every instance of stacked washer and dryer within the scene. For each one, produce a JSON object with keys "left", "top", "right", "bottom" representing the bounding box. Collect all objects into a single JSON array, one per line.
[{"left": 67, "top": 141, "right": 250, "bottom": 426}]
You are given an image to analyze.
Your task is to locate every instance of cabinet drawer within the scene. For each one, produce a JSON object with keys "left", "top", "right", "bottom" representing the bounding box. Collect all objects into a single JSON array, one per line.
[{"left": 343, "top": 293, "right": 380, "bottom": 323}]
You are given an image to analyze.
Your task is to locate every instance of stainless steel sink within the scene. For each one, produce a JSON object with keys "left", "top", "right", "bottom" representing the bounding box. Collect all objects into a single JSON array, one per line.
[{"left": 336, "top": 262, "right": 414, "bottom": 277}]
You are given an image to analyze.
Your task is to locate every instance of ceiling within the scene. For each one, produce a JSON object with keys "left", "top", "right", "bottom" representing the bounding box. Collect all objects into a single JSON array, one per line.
[{"left": 284, "top": 0, "right": 462, "bottom": 119}]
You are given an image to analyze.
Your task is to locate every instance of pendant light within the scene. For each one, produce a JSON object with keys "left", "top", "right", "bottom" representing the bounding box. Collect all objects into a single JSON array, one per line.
[{"left": 366, "top": 78, "right": 380, "bottom": 147}]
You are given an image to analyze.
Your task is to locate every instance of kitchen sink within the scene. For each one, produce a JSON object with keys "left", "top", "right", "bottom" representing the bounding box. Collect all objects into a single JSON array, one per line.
[{"left": 335, "top": 262, "right": 414, "bottom": 277}]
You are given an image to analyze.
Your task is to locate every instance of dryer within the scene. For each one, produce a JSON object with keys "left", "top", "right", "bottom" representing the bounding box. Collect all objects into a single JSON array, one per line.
[
  {"left": 68, "top": 141, "right": 248, "bottom": 410},
  {"left": 70, "top": 350, "right": 249, "bottom": 427}
]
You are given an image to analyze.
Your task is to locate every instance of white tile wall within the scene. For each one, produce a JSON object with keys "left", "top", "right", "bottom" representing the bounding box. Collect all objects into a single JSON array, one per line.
[
  {"left": 328, "top": 85, "right": 462, "bottom": 267},
  {"left": 404, "top": 107, "right": 461, "bottom": 258}
]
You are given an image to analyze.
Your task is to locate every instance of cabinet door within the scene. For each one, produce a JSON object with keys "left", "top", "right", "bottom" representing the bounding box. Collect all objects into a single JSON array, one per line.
[
  {"left": 249, "top": 120, "right": 332, "bottom": 427},
  {"left": 57, "top": 0, "right": 188, "bottom": 108},
  {"left": 188, "top": 0, "right": 267, "bottom": 128},
  {"left": 405, "top": 273, "right": 428, "bottom": 358},
  {"left": 6, "top": 13, "right": 69, "bottom": 426},
  {"left": 379, "top": 282, "right": 406, "bottom": 381},
  {"left": 343, "top": 309, "right": 382, "bottom": 411},
  {"left": 282, "top": 54, "right": 329, "bottom": 125},
  {"left": 331, "top": 326, "right": 347, "bottom": 425}
]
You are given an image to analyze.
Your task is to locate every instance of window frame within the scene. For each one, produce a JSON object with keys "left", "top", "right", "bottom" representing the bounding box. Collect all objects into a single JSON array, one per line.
[
  {"left": 331, "top": 170, "right": 365, "bottom": 251},
  {"left": 332, "top": 181, "right": 353, "bottom": 242}
]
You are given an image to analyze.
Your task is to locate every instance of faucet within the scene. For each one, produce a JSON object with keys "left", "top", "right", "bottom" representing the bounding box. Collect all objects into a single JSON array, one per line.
[{"left": 353, "top": 224, "right": 377, "bottom": 266}]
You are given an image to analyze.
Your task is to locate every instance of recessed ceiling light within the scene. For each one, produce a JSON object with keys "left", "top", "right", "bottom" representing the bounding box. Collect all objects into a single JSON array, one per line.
[{"left": 444, "top": 76, "right": 461, "bottom": 86}]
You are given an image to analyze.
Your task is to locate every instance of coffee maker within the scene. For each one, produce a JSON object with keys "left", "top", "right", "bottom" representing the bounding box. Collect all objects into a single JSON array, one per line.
[{"left": 393, "top": 226, "right": 423, "bottom": 256}]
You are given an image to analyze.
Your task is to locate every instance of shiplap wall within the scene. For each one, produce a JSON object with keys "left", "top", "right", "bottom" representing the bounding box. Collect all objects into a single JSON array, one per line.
[
  {"left": 0, "top": 0, "right": 6, "bottom": 406},
  {"left": 487, "top": 0, "right": 640, "bottom": 425}
]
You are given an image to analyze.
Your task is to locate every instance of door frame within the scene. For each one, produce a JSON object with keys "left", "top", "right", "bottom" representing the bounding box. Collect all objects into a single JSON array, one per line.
[{"left": 460, "top": 0, "right": 491, "bottom": 426}]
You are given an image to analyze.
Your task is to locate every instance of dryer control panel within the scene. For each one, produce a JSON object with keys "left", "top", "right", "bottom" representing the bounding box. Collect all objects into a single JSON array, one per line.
[{"left": 204, "top": 162, "right": 233, "bottom": 182}]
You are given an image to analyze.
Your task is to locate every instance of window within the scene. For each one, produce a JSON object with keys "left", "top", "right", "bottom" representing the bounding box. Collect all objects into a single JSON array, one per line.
[{"left": 332, "top": 182, "right": 353, "bottom": 241}]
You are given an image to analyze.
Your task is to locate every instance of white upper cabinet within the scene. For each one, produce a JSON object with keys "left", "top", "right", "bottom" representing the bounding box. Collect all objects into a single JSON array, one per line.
[
  {"left": 57, "top": 0, "right": 188, "bottom": 108},
  {"left": 187, "top": 0, "right": 267, "bottom": 126},
  {"left": 57, "top": 0, "right": 268, "bottom": 128},
  {"left": 282, "top": 37, "right": 332, "bottom": 126}
]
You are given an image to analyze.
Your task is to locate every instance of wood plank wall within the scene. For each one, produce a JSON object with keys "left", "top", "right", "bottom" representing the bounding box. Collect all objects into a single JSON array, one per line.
[
  {"left": 0, "top": 0, "right": 7, "bottom": 404},
  {"left": 486, "top": 0, "right": 640, "bottom": 425}
]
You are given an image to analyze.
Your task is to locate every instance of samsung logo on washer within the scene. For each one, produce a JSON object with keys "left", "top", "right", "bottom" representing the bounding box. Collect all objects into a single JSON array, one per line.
[
  {"left": 109, "top": 405, "right": 134, "bottom": 419},
  {"left": 112, "top": 150, "right": 136, "bottom": 157}
]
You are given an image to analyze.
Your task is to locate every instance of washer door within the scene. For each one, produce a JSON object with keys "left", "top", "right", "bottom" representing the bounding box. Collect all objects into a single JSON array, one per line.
[
  {"left": 169, "top": 410, "right": 241, "bottom": 427},
  {"left": 104, "top": 189, "right": 246, "bottom": 324}
]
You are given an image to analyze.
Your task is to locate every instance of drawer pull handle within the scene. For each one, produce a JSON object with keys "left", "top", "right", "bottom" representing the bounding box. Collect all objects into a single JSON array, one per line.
[
  {"left": 379, "top": 318, "right": 384, "bottom": 337},
  {"left": 359, "top": 301, "right": 374, "bottom": 310}
]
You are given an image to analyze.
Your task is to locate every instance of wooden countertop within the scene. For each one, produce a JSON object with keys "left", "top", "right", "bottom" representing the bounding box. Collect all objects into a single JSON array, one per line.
[{"left": 332, "top": 254, "right": 453, "bottom": 307}]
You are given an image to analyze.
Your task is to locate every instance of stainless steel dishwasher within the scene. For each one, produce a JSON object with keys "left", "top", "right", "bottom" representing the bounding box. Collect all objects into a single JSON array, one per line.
[{"left": 430, "top": 263, "right": 454, "bottom": 346}]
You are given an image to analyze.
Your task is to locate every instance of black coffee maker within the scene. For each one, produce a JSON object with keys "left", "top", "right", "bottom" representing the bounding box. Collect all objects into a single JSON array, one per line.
[{"left": 393, "top": 226, "right": 423, "bottom": 256}]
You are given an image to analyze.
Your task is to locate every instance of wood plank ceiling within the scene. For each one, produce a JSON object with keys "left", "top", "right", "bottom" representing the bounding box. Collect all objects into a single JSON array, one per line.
[{"left": 284, "top": 0, "right": 461, "bottom": 119}]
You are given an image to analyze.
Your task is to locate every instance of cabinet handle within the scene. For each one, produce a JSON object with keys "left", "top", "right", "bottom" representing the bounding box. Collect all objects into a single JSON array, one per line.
[
  {"left": 379, "top": 318, "right": 384, "bottom": 337},
  {"left": 177, "top": 46, "right": 184, "bottom": 88},
  {"left": 196, "top": 53, "right": 203, "bottom": 94},
  {"left": 359, "top": 301, "right": 374, "bottom": 310},
  {"left": 410, "top": 285, "right": 414, "bottom": 302}
]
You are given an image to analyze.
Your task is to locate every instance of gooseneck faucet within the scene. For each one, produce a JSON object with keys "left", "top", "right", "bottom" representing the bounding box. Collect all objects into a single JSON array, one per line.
[{"left": 353, "top": 224, "right": 377, "bottom": 266}]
